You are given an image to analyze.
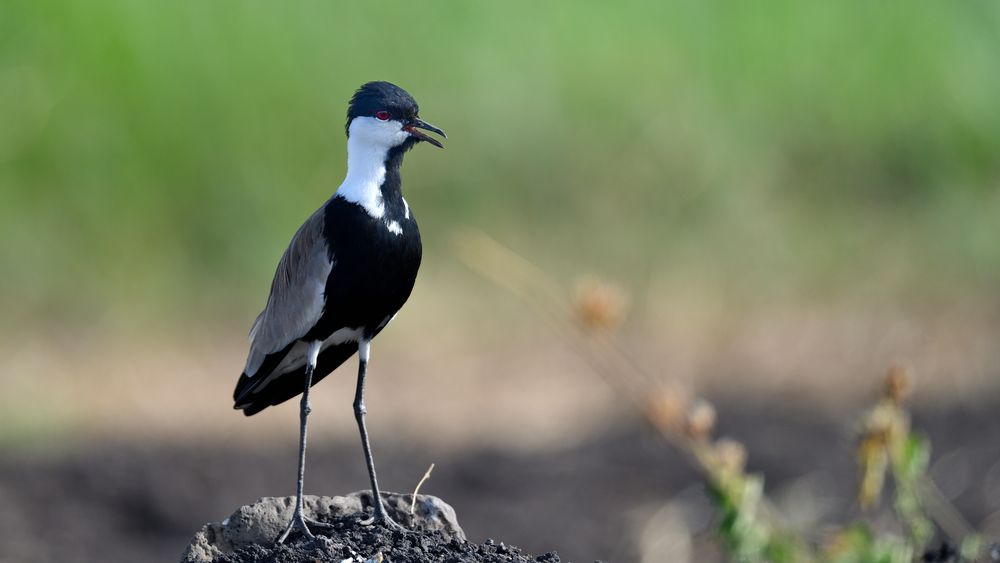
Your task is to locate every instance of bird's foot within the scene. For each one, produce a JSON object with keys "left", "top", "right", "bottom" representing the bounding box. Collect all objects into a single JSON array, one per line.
[
  {"left": 304, "top": 516, "right": 334, "bottom": 532},
  {"left": 358, "top": 510, "right": 408, "bottom": 532},
  {"left": 276, "top": 511, "right": 330, "bottom": 544}
]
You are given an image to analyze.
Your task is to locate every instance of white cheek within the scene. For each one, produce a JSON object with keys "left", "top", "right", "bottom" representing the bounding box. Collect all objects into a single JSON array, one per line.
[{"left": 349, "top": 117, "right": 409, "bottom": 147}]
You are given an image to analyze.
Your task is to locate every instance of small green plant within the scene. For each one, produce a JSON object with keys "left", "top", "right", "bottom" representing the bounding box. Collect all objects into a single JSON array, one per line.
[{"left": 656, "top": 366, "right": 984, "bottom": 563}]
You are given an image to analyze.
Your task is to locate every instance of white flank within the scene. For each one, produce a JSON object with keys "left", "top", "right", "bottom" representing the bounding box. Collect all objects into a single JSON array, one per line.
[
  {"left": 325, "top": 326, "right": 365, "bottom": 347},
  {"left": 378, "top": 313, "right": 397, "bottom": 330},
  {"left": 386, "top": 220, "right": 403, "bottom": 235},
  {"left": 250, "top": 327, "right": 365, "bottom": 394}
]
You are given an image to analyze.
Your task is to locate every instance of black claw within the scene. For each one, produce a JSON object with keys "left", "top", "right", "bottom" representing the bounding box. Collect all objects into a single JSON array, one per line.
[
  {"left": 276, "top": 512, "right": 320, "bottom": 544},
  {"left": 358, "top": 511, "right": 407, "bottom": 533}
]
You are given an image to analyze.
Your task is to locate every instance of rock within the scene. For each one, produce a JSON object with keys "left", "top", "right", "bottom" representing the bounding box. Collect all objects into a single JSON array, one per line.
[{"left": 181, "top": 491, "right": 464, "bottom": 563}]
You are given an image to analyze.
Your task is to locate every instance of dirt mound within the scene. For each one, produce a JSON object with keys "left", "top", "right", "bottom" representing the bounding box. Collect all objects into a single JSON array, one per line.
[
  {"left": 215, "top": 527, "right": 562, "bottom": 563},
  {"left": 183, "top": 492, "right": 567, "bottom": 563}
]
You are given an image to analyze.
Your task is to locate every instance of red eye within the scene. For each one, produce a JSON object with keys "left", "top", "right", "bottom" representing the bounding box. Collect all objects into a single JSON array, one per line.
[{"left": 375, "top": 110, "right": 391, "bottom": 121}]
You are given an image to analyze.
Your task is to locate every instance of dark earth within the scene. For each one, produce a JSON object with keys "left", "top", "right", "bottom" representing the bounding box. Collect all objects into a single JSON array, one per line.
[
  {"left": 2, "top": 395, "right": 999, "bottom": 562},
  {"left": 214, "top": 520, "right": 563, "bottom": 563},
  {"left": 921, "top": 541, "right": 1000, "bottom": 563}
]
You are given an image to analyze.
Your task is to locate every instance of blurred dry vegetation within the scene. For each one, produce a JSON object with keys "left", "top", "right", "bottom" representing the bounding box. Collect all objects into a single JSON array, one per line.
[
  {"left": 462, "top": 233, "right": 995, "bottom": 561},
  {"left": 1, "top": 1, "right": 1000, "bottom": 562}
]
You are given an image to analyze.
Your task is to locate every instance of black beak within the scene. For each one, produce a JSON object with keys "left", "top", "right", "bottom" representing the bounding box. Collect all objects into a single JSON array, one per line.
[{"left": 404, "top": 118, "right": 447, "bottom": 148}]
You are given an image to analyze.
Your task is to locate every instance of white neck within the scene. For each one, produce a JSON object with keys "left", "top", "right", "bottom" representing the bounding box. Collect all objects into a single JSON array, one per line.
[{"left": 335, "top": 136, "right": 389, "bottom": 218}]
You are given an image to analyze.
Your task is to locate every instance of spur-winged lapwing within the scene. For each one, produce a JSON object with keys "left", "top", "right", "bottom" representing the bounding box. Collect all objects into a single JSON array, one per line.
[{"left": 233, "top": 81, "right": 446, "bottom": 542}]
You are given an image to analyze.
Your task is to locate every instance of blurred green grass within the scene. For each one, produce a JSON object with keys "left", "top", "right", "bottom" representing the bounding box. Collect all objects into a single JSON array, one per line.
[{"left": 1, "top": 0, "right": 998, "bottom": 325}]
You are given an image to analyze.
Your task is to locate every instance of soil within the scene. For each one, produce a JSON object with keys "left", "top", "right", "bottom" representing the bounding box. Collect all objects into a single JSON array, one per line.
[
  {"left": 2, "top": 397, "right": 999, "bottom": 562},
  {"left": 213, "top": 518, "right": 564, "bottom": 563},
  {"left": 921, "top": 541, "right": 1000, "bottom": 563}
]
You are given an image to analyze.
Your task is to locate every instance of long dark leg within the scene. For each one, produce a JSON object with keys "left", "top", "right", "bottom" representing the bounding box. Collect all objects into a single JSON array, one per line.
[
  {"left": 354, "top": 339, "right": 402, "bottom": 528},
  {"left": 277, "top": 341, "right": 322, "bottom": 543}
]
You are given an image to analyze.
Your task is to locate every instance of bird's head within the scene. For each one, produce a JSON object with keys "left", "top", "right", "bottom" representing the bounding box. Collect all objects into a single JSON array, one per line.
[{"left": 346, "top": 81, "right": 446, "bottom": 150}]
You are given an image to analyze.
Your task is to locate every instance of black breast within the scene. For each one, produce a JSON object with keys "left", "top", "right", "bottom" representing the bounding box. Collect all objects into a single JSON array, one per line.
[{"left": 308, "top": 196, "right": 422, "bottom": 341}]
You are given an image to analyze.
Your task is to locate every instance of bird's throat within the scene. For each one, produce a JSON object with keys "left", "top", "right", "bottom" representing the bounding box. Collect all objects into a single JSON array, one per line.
[
  {"left": 335, "top": 138, "right": 412, "bottom": 228},
  {"left": 336, "top": 138, "right": 408, "bottom": 221}
]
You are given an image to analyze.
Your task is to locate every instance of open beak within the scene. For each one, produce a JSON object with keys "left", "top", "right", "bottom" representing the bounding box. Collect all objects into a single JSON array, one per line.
[{"left": 404, "top": 118, "right": 447, "bottom": 148}]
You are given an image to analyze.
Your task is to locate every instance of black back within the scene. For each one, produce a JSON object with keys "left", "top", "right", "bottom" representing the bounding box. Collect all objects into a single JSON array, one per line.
[
  {"left": 309, "top": 152, "right": 422, "bottom": 340},
  {"left": 235, "top": 140, "right": 422, "bottom": 416}
]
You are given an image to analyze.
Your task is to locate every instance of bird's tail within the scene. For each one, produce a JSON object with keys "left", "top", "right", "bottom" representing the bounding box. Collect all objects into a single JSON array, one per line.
[{"left": 233, "top": 341, "right": 358, "bottom": 416}]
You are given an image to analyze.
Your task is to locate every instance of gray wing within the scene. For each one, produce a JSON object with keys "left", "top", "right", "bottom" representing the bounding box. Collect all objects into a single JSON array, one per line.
[{"left": 243, "top": 206, "right": 334, "bottom": 377}]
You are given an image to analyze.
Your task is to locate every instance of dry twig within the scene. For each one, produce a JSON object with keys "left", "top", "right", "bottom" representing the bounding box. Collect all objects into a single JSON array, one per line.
[{"left": 409, "top": 463, "right": 436, "bottom": 515}]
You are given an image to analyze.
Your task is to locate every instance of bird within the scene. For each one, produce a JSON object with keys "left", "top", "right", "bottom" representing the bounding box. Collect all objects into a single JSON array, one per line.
[{"left": 232, "top": 81, "right": 446, "bottom": 543}]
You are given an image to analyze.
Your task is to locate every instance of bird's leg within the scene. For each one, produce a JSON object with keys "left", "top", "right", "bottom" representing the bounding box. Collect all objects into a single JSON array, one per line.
[
  {"left": 277, "top": 341, "right": 323, "bottom": 543},
  {"left": 353, "top": 339, "right": 404, "bottom": 530}
]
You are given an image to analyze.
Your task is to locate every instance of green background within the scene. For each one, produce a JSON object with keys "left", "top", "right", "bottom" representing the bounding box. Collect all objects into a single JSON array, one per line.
[{"left": 2, "top": 0, "right": 998, "bottom": 326}]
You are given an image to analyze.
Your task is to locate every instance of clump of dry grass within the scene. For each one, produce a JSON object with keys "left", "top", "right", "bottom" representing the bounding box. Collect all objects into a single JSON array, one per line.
[
  {"left": 456, "top": 230, "right": 992, "bottom": 563},
  {"left": 573, "top": 278, "right": 629, "bottom": 332}
]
